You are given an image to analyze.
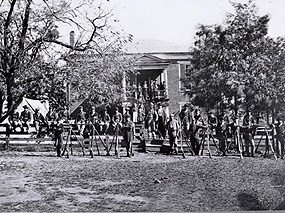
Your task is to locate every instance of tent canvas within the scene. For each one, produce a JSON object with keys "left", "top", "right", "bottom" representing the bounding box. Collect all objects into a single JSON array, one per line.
[{"left": 1, "top": 97, "right": 49, "bottom": 124}]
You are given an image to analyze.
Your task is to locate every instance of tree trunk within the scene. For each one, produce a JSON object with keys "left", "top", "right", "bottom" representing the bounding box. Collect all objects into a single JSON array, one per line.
[{"left": 6, "top": 76, "right": 14, "bottom": 111}]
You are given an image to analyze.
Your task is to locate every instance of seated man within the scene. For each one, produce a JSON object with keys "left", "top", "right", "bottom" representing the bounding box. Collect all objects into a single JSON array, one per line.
[
  {"left": 8, "top": 109, "right": 22, "bottom": 132},
  {"left": 20, "top": 105, "right": 31, "bottom": 132},
  {"left": 33, "top": 108, "right": 47, "bottom": 137}
]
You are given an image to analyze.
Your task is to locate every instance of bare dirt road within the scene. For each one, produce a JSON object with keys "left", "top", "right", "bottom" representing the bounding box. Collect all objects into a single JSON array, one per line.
[{"left": 0, "top": 151, "right": 284, "bottom": 212}]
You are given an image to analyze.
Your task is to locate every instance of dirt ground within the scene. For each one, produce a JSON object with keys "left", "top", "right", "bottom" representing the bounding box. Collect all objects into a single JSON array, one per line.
[{"left": 0, "top": 150, "right": 285, "bottom": 212}]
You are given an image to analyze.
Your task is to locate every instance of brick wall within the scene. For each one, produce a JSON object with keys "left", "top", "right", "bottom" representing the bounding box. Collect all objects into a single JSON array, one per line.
[{"left": 166, "top": 64, "right": 190, "bottom": 114}]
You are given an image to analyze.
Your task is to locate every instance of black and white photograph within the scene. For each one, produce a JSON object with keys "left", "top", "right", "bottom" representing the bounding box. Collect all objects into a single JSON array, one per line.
[{"left": 0, "top": 0, "right": 285, "bottom": 212}]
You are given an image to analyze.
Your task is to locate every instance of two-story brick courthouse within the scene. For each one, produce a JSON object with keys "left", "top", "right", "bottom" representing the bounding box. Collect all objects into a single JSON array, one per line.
[{"left": 125, "top": 51, "right": 192, "bottom": 114}]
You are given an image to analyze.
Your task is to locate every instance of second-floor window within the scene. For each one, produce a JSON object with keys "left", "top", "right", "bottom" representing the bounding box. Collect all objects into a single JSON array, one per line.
[{"left": 179, "top": 63, "right": 191, "bottom": 92}]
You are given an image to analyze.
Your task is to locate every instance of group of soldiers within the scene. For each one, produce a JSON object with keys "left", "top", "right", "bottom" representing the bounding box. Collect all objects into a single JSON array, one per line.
[
  {"left": 7, "top": 101, "right": 285, "bottom": 159},
  {"left": 8, "top": 105, "right": 47, "bottom": 136},
  {"left": 171, "top": 104, "right": 285, "bottom": 159}
]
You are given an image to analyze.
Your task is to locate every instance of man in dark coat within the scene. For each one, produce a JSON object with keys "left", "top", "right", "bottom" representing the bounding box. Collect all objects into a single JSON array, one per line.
[
  {"left": 8, "top": 109, "right": 22, "bottom": 132},
  {"left": 20, "top": 105, "right": 31, "bottom": 132},
  {"left": 166, "top": 114, "right": 179, "bottom": 155},
  {"left": 179, "top": 104, "right": 194, "bottom": 139},
  {"left": 101, "top": 108, "right": 110, "bottom": 135},
  {"left": 122, "top": 114, "right": 135, "bottom": 157},
  {"left": 33, "top": 108, "right": 47, "bottom": 137},
  {"left": 242, "top": 110, "right": 255, "bottom": 157}
]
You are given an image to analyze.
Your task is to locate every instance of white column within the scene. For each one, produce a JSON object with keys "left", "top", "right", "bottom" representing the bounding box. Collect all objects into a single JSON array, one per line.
[
  {"left": 164, "top": 69, "right": 168, "bottom": 98},
  {"left": 122, "top": 71, "right": 126, "bottom": 101}
]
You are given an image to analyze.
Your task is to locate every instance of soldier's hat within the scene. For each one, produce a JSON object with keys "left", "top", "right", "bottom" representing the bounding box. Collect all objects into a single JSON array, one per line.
[
  {"left": 125, "top": 114, "right": 131, "bottom": 118},
  {"left": 35, "top": 108, "right": 40, "bottom": 111},
  {"left": 23, "top": 105, "right": 29, "bottom": 109}
]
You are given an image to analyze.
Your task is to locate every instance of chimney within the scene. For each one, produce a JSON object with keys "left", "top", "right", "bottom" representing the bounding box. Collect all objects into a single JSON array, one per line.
[{"left": 70, "top": 31, "right": 75, "bottom": 47}]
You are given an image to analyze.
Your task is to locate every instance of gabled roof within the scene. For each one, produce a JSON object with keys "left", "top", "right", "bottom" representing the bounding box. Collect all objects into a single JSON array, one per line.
[{"left": 136, "top": 54, "right": 168, "bottom": 65}]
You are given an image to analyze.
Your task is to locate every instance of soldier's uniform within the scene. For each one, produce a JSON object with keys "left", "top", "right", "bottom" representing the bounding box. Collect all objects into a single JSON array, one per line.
[
  {"left": 45, "top": 108, "right": 57, "bottom": 135},
  {"left": 122, "top": 115, "right": 135, "bottom": 157},
  {"left": 33, "top": 108, "right": 47, "bottom": 137},
  {"left": 179, "top": 104, "right": 193, "bottom": 139},
  {"left": 112, "top": 107, "right": 123, "bottom": 130},
  {"left": 137, "top": 103, "right": 145, "bottom": 124},
  {"left": 166, "top": 114, "right": 179, "bottom": 154},
  {"left": 216, "top": 113, "right": 228, "bottom": 156},
  {"left": 54, "top": 119, "right": 64, "bottom": 157},
  {"left": 101, "top": 109, "right": 110, "bottom": 135},
  {"left": 242, "top": 111, "right": 255, "bottom": 157},
  {"left": 146, "top": 104, "right": 158, "bottom": 138},
  {"left": 8, "top": 110, "right": 22, "bottom": 132},
  {"left": 20, "top": 105, "right": 31, "bottom": 132},
  {"left": 157, "top": 104, "right": 167, "bottom": 139},
  {"left": 88, "top": 107, "right": 100, "bottom": 135}
]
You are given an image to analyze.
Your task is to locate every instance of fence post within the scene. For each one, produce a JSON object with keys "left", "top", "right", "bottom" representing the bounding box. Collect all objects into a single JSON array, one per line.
[{"left": 5, "top": 124, "right": 10, "bottom": 150}]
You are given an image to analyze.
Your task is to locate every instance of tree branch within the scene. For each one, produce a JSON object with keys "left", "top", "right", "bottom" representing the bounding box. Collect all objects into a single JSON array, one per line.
[{"left": 18, "top": 0, "right": 32, "bottom": 54}]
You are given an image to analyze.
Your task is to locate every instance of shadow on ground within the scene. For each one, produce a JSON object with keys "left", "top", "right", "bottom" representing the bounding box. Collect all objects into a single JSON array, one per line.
[{"left": 237, "top": 191, "right": 266, "bottom": 211}]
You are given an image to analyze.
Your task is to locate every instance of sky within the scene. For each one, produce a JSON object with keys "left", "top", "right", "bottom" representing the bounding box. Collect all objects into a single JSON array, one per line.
[{"left": 106, "top": 0, "right": 285, "bottom": 45}]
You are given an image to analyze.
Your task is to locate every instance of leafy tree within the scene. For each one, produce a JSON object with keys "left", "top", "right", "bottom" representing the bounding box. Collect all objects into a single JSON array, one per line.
[
  {"left": 184, "top": 0, "right": 282, "bottom": 119},
  {"left": 62, "top": 35, "right": 136, "bottom": 109}
]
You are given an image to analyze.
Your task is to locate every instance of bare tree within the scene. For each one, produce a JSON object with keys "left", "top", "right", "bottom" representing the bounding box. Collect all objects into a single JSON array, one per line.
[{"left": 0, "top": 0, "right": 126, "bottom": 116}]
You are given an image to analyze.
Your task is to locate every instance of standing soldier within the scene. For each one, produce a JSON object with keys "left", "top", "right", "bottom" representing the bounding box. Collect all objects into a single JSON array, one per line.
[
  {"left": 112, "top": 106, "right": 123, "bottom": 128},
  {"left": 166, "top": 114, "right": 179, "bottom": 155},
  {"left": 132, "top": 103, "right": 138, "bottom": 123},
  {"left": 190, "top": 108, "right": 205, "bottom": 155},
  {"left": 76, "top": 106, "right": 86, "bottom": 135},
  {"left": 122, "top": 114, "right": 135, "bottom": 157},
  {"left": 142, "top": 81, "right": 148, "bottom": 100},
  {"left": 157, "top": 104, "right": 167, "bottom": 139},
  {"left": 89, "top": 106, "right": 100, "bottom": 134},
  {"left": 20, "top": 105, "right": 32, "bottom": 132},
  {"left": 208, "top": 111, "right": 217, "bottom": 142},
  {"left": 137, "top": 102, "right": 145, "bottom": 124},
  {"left": 242, "top": 110, "right": 255, "bottom": 157},
  {"left": 54, "top": 118, "right": 64, "bottom": 157},
  {"left": 137, "top": 84, "right": 143, "bottom": 101},
  {"left": 46, "top": 106, "right": 57, "bottom": 135},
  {"left": 101, "top": 108, "right": 111, "bottom": 135},
  {"left": 275, "top": 116, "right": 285, "bottom": 159},
  {"left": 179, "top": 104, "right": 193, "bottom": 139},
  {"left": 146, "top": 103, "right": 158, "bottom": 138},
  {"left": 216, "top": 112, "right": 228, "bottom": 156}
]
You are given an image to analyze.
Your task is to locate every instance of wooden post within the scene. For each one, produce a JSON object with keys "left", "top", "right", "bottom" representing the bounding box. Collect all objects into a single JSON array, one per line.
[
  {"left": 5, "top": 124, "right": 10, "bottom": 150},
  {"left": 207, "top": 127, "right": 212, "bottom": 159},
  {"left": 265, "top": 128, "right": 277, "bottom": 160},
  {"left": 115, "top": 126, "right": 120, "bottom": 158},
  {"left": 180, "top": 129, "right": 186, "bottom": 158},
  {"left": 237, "top": 127, "right": 243, "bottom": 160}
]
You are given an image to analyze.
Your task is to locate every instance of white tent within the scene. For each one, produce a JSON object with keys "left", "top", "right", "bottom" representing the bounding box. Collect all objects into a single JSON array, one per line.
[{"left": 1, "top": 97, "right": 49, "bottom": 124}]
